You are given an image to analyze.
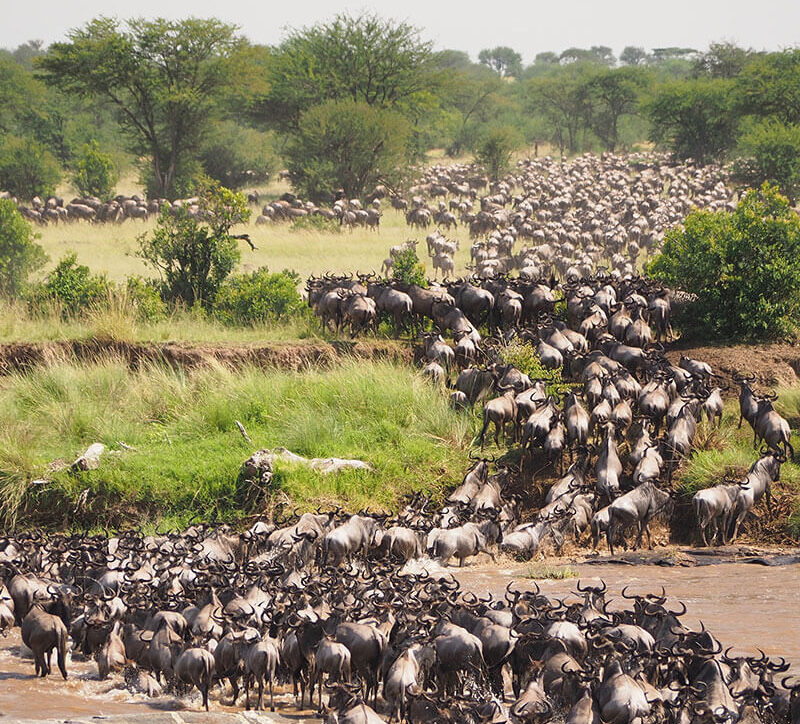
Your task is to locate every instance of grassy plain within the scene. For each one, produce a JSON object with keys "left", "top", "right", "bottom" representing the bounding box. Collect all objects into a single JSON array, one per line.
[{"left": 0, "top": 357, "right": 473, "bottom": 530}]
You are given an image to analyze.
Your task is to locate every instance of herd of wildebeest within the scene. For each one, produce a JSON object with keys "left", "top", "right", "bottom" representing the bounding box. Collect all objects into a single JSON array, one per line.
[{"left": 1, "top": 153, "right": 799, "bottom": 722}]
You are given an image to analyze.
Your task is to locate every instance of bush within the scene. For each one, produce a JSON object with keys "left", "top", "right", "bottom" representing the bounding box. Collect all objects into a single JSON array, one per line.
[
  {"left": 733, "top": 119, "right": 800, "bottom": 203},
  {"left": 290, "top": 214, "right": 341, "bottom": 233},
  {"left": 0, "top": 135, "right": 61, "bottom": 200},
  {"left": 125, "top": 276, "right": 167, "bottom": 322},
  {"left": 499, "top": 340, "right": 569, "bottom": 395},
  {"left": 392, "top": 248, "right": 427, "bottom": 288},
  {"left": 0, "top": 199, "right": 47, "bottom": 297},
  {"left": 286, "top": 98, "right": 412, "bottom": 202},
  {"left": 199, "top": 123, "right": 276, "bottom": 190},
  {"left": 33, "top": 252, "right": 110, "bottom": 317},
  {"left": 137, "top": 184, "right": 250, "bottom": 307},
  {"left": 474, "top": 125, "right": 521, "bottom": 180},
  {"left": 71, "top": 140, "right": 117, "bottom": 199},
  {"left": 648, "top": 183, "right": 800, "bottom": 340},
  {"left": 214, "top": 268, "right": 304, "bottom": 325}
]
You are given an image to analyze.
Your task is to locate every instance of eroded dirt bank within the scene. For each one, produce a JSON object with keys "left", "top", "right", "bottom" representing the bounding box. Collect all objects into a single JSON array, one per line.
[{"left": 0, "top": 339, "right": 414, "bottom": 374}]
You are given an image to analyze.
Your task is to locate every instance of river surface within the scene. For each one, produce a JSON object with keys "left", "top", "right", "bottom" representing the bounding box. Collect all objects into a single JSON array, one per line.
[{"left": 1, "top": 560, "right": 798, "bottom": 721}]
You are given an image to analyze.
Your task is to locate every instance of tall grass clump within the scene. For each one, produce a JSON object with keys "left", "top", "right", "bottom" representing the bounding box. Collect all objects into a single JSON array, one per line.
[{"left": 0, "top": 358, "right": 471, "bottom": 529}]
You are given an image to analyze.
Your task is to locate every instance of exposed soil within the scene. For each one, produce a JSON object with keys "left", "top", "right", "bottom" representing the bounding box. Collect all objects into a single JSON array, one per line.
[
  {"left": 1, "top": 338, "right": 798, "bottom": 387},
  {"left": 0, "top": 339, "right": 415, "bottom": 374},
  {"left": 665, "top": 340, "right": 800, "bottom": 388}
]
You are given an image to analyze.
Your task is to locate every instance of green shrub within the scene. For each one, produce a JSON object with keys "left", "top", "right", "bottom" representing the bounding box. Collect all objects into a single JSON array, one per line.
[
  {"left": 499, "top": 340, "right": 570, "bottom": 395},
  {"left": 32, "top": 252, "right": 110, "bottom": 317},
  {"left": 137, "top": 184, "right": 249, "bottom": 307},
  {"left": 474, "top": 125, "right": 521, "bottom": 180},
  {"left": 0, "top": 199, "right": 47, "bottom": 297},
  {"left": 213, "top": 267, "right": 304, "bottom": 325},
  {"left": 125, "top": 276, "right": 167, "bottom": 322},
  {"left": 0, "top": 135, "right": 61, "bottom": 200},
  {"left": 71, "top": 140, "right": 117, "bottom": 199},
  {"left": 200, "top": 122, "right": 276, "bottom": 190},
  {"left": 290, "top": 214, "right": 341, "bottom": 233},
  {"left": 286, "top": 98, "right": 412, "bottom": 202},
  {"left": 648, "top": 183, "right": 800, "bottom": 340},
  {"left": 732, "top": 119, "right": 800, "bottom": 203},
  {"left": 392, "top": 248, "right": 427, "bottom": 288}
]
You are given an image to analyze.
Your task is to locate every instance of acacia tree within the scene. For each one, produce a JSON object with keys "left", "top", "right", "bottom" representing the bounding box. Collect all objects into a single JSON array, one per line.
[
  {"left": 38, "top": 17, "right": 244, "bottom": 198},
  {"left": 587, "top": 67, "right": 648, "bottom": 151},
  {"left": 527, "top": 67, "right": 593, "bottom": 154},
  {"left": 258, "top": 12, "right": 435, "bottom": 133}
]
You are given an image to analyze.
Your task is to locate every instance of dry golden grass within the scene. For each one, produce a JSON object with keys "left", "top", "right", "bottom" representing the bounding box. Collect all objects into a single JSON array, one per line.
[{"left": 35, "top": 189, "right": 479, "bottom": 283}]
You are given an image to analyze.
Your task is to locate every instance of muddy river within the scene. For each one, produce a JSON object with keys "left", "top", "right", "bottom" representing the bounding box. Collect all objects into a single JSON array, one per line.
[{"left": 0, "top": 559, "right": 797, "bottom": 721}]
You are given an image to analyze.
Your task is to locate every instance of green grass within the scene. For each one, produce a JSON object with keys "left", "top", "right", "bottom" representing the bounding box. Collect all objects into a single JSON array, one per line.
[
  {"left": 0, "top": 357, "right": 472, "bottom": 531},
  {"left": 676, "top": 401, "right": 800, "bottom": 496},
  {"left": 524, "top": 563, "right": 578, "bottom": 580},
  {"left": 0, "top": 297, "right": 327, "bottom": 344},
  {"left": 674, "top": 399, "right": 800, "bottom": 541}
]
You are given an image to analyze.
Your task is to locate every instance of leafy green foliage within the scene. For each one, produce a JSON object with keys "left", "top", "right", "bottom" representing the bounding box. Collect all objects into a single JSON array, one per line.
[
  {"left": 214, "top": 268, "right": 304, "bottom": 325},
  {"left": 199, "top": 122, "right": 277, "bottom": 190},
  {"left": 0, "top": 359, "right": 471, "bottom": 529},
  {"left": 648, "top": 183, "right": 800, "bottom": 339},
  {"left": 499, "top": 341, "right": 569, "bottom": 395},
  {"left": 0, "top": 135, "right": 61, "bottom": 200},
  {"left": 586, "top": 67, "right": 649, "bottom": 151},
  {"left": 33, "top": 252, "right": 110, "bottom": 316},
  {"left": 0, "top": 199, "right": 47, "bottom": 297},
  {"left": 38, "top": 17, "right": 244, "bottom": 198},
  {"left": 736, "top": 49, "right": 800, "bottom": 125},
  {"left": 478, "top": 47, "right": 522, "bottom": 78},
  {"left": 256, "top": 12, "right": 436, "bottom": 133},
  {"left": 137, "top": 185, "right": 250, "bottom": 307},
  {"left": 125, "top": 276, "right": 167, "bottom": 322},
  {"left": 71, "top": 140, "right": 117, "bottom": 198},
  {"left": 527, "top": 65, "right": 594, "bottom": 154},
  {"left": 391, "top": 248, "right": 427, "bottom": 288},
  {"left": 646, "top": 78, "right": 738, "bottom": 163},
  {"left": 286, "top": 98, "right": 411, "bottom": 202},
  {"left": 733, "top": 120, "right": 800, "bottom": 203},
  {"left": 474, "top": 125, "right": 521, "bottom": 180}
]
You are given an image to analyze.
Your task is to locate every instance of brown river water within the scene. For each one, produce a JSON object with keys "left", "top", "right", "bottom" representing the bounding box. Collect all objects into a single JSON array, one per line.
[{"left": 0, "top": 559, "right": 798, "bottom": 721}]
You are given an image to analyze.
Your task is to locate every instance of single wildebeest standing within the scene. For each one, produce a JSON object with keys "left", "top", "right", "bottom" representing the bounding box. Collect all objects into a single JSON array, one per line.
[{"left": 606, "top": 482, "right": 673, "bottom": 555}]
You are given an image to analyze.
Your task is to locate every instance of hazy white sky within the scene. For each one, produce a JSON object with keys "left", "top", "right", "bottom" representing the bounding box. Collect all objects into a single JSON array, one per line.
[{"left": 3, "top": 0, "right": 799, "bottom": 62}]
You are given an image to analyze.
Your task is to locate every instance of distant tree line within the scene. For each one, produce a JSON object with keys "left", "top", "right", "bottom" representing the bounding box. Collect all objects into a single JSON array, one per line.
[{"left": 1, "top": 16, "right": 799, "bottom": 202}]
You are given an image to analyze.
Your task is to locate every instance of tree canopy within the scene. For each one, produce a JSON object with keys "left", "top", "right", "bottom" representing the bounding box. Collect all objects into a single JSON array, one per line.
[
  {"left": 649, "top": 183, "right": 800, "bottom": 340},
  {"left": 285, "top": 98, "right": 411, "bottom": 202},
  {"left": 38, "top": 17, "right": 244, "bottom": 198},
  {"left": 478, "top": 47, "right": 522, "bottom": 78},
  {"left": 256, "top": 12, "right": 436, "bottom": 133},
  {"left": 646, "top": 79, "right": 737, "bottom": 164}
]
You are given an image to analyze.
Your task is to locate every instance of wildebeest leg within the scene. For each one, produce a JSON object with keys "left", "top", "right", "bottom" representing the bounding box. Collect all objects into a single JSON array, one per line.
[
  {"left": 230, "top": 675, "right": 239, "bottom": 705},
  {"left": 258, "top": 674, "right": 264, "bottom": 711},
  {"left": 607, "top": 520, "right": 617, "bottom": 556},
  {"left": 269, "top": 674, "right": 274, "bottom": 712}
]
